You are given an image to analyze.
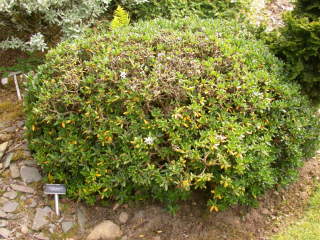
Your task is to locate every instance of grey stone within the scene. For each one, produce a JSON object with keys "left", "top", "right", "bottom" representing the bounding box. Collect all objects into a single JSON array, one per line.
[
  {"left": 2, "top": 201, "right": 19, "bottom": 213},
  {"left": 3, "top": 191, "right": 17, "bottom": 200},
  {"left": 87, "top": 220, "right": 122, "bottom": 240},
  {"left": 15, "top": 232, "right": 23, "bottom": 238},
  {"left": 16, "top": 121, "right": 25, "bottom": 128},
  {"left": 1, "top": 126, "right": 16, "bottom": 133},
  {"left": 0, "top": 122, "right": 8, "bottom": 129},
  {"left": 0, "top": 134, "right": 12, "bottom": 142},
  {"left": 6, "top": 213, "right": 23, "bottom": 220},
  {"left": 77, "top": 206, "right": 87, "bottom": 233},
  {"left": 0, "top": 210, "right": 7, "bottom": 218},
  {"left": 48, "top": 224, "right": 56, "bottom": 233},
  {"left": 20, "top": 166, "right": 42, "bottom": 183},
  {"left": 0, "top": 220, "right": 8, "bottom": 227},
  {"left": 28, "top": 199, "right": 37, "bottom": 208},
  {"left": 0, "top": 228, "right": 10, "bottom": 239},
  {"left": 61, "top": 221, "right": 74, "bottom": 233},
  {"left": 20, "top": 225, "right": 28, "bottom": 234},
  {"left": 3, "top": 153, "right": 13, "bottom": 169},
  {"left": 9, "top": 163, "right": 20, "bottom": 178},
  {"left": 34, "top": 233, "right": 49, "bottom": 240},
  {"left": 0, "top": 142, "right": 8, "bottom": 160},
  {"left": 20, "top": 159, "right": 37, "bottom": 166},
  {"left": 32, "top": 207, "right": 53, "bottom": 231},
  {"left": 119, "top": 212, "right": 129, "bottom": 224},
  {"left": 11, "top": 184, "right": 34, "bottom": 194}
]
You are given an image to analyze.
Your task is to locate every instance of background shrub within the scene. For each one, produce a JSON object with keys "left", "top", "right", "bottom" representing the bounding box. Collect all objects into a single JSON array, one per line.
[
  {"left": 118, "top": 0, "right": 250, "bottom": 21},
  {"left": 25, "top": 17, "right": 319, "bottom": 210},
  {"left": 0, "top": 0, "right": 249, "bottom": 53},
  {"left": 265, "top": 0, "right": 320, "bottom": 102}
]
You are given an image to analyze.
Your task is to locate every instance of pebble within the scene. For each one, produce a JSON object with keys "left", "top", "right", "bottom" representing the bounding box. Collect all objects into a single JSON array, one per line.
[
  {"left": 9, "top": 163, "right": 20, "bottom": 178},
  {"left": 0, "top": 220, "right": 8, "bottom": 227},
  {"left": 32, "top": 207, "right": 53, "bottom": 231},
  {"left": 0, "top": 210, "right": 7, "bottom": 218},
  {"left": 3, "top": 152, "right": 13, "bottom": 169},
  {"left": 3, "top": 191, "right": 17, "bottom": 200},
  {"left": 11, "top": 184, "right": 35, "bottom": 194},
  {"left": 34, "top": 232, "right": 49, "bottom": 240},
  {"left": 119, "top": 212, "right": 129, "bottom": 224},
  {"left": 0, "top": 228, "right": 10, "bottom": 238},
  {"left": 87, "top": 220, "right": 122, "bottom": 240},
  {"left": 20, "top": 159, "right": 37, "bottom": 166},
  {"left": 62, "top": 221, "right": 74, "bottom": 233},
  {"left": 76, "top": 206, "right": 87, "bottom": 233},
  {"left": 28, "top": 198, "right": 37, "bottom": 208},
  {"left": 2, "top": 201, "right": 19, "bottom": 213},
  {"left": 0, "top": 142, "right": 8, "bottom": 160},
  {"left": 1, "top": 126, "right": 16, "bottom": 133},
  {"left": 20, "top": 166, "right": 42, "bottom": 183},
  {"left": 21, "top": 225, "right": 28, "bottom": 234},
  {"left": 16, "top": 121, "right": 25, "bottom": 128}
]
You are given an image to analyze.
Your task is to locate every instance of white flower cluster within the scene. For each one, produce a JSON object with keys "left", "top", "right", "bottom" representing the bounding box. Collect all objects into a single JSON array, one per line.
[{"left": 0, "top": 0, "right": 148, "bottom": 52}]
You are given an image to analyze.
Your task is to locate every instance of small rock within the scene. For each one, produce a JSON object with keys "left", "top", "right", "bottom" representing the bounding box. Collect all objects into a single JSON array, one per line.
[
  {"left": 10, "top": 163, "right": 20, "bottom": 178},
  {"left": 0, "top": 210, "right": 7, "bottom": 218},
  {"left": 32, "top": 207, "right": 53, "bottom": 231},
  {"left": 62, "top": 221, "right": 74, "bottom": 233},
  {"left": 0, "top": 134, "right": 12, "bottom": 142},
  {"left": 6, "top": 213, "right": 23, "bottom": 220},
  {"left": 3, "top": 153, "right": 13, "bottom": 169},
  {"left": 261, "top": 208, "right": 271, "bottom": 215},
  {"left": 119, "top": 212, "right": 129, "bottom": 224},
  {"left": 77, "top": 206, "right": 87, "bottom": 233},
  {"left": 20, "top": 159, "right": 37, "bottom": 166},
  {"left": 0, "top": 142, "right": 8, "bottom": 160},
  {"left": 34, "top": 232, "right": 49, "bottom": 240},
  {"left": 0, "top": 228, "right": 10, "bottom": 238},
  {"left": 15, "top": 232, "right": 23, "bottom": 238},
  {"left": 3, "top": 191, "right": 17, "bottom": 200},
  {"left": 48, "top": 224, "right": 56, "bottom": 234},
  {"left": 0, "top": 77, "right": 8, "bottom": 85},
  {"left": 120, "top": 236, "right": 128, "bottom": 240},
  {"left": 20, "top": 166, "right": 42, "bottom": 183},
  {"left": 28, "top": 198, "right": 37, "bottom": 208},
  {"left": 0, "top": 220, "right": 8, "bottom": 227},
  {"left": 2, "top": 201, "right": 19, "bottom": 213},
  {"left": 87, "top": 220, "right": 122, "bottom": 240},
  {"left": 1, "top": 126, "right": 16, "bottom": 133},
  {"left": 21, "top": 225, "right": 28, "bottom": 234},
  {"left": 16, "top": 121, "right": 25, "bottom": 128},
  {"left": 11, "top": 184, "right": 34, "bottom": 194}
]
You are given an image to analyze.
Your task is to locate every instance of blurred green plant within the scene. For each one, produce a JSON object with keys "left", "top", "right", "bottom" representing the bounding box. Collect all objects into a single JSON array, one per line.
[{"left": 265, "top": 0, "right": 320, "bottom": 102}]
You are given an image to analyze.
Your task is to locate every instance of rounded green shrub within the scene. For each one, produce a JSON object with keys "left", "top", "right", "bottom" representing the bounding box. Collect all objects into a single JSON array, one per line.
[{"left": 25, "top": 17, "right": 319, "bottom": 210}]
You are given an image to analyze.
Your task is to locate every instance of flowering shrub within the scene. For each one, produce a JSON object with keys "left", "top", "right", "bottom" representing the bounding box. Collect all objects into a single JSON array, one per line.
[
  {"left": 25, "top": 17, "right": 319, "bottom": 210},
  {"left": 266, "top": 0, "right": 320, "bottom": 102}
]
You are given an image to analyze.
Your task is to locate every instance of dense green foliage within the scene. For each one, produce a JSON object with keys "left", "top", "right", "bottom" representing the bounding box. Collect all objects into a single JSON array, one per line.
[
  {"left": 25, "top": 18, "right": 319, "bottom": 210},
  {"left": 120, "top": 0, "right": 249, "bottom": 20},
  {"left": 266, "top": 0, "right": 320, "bottom": 102}
]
